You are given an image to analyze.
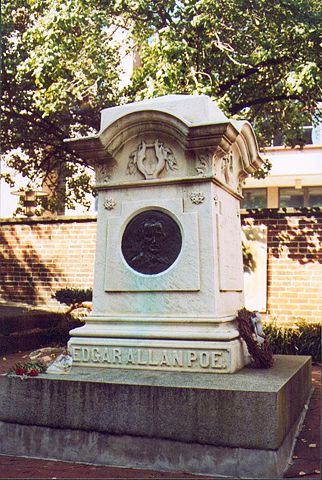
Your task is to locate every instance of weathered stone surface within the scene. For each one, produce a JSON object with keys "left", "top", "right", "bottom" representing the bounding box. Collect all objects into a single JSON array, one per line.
[
  {"left": 0, "top": 356, "right": 311, "bottom": 451},
  {"left": 0, "top": 410, "right": 308, "bottom": 479}
]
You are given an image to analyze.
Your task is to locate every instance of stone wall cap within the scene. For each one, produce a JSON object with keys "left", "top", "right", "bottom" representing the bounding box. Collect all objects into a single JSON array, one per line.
[{"left": 100, "top": 94, "right": 229, "bottom": 132}]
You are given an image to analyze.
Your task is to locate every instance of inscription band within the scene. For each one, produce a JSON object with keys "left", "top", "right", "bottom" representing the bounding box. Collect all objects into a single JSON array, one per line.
[{"left": 71, "top": 346, "right": 229, "bottom": 372}]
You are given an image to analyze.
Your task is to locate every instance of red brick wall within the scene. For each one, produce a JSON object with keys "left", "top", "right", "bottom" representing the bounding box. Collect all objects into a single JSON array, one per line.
[
  {"left": 1, "top": 212, "right": 321, "bottom": 324},
  {"left": 0, "top": 216, "right": 97, "bottom": 307},
  {"left": 242, "top": 209, "right": 322, "bottom": 325}
]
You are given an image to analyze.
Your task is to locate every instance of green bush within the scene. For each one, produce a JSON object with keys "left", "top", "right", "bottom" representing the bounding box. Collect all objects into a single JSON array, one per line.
[
  {"left": 263, "top": 321, "right": 321, "bottom": 363},
  {"left": 53, "top": 288, "right": 92, "bottom": 306}
]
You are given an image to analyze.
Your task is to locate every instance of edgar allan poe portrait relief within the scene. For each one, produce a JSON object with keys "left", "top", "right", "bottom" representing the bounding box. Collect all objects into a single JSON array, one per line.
[{"left": 121, "top": 210, "right": 182, "bottom": 275}]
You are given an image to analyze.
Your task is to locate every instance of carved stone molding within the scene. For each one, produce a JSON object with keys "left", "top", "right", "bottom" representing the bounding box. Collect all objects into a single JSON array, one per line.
[
  {"left": 104, "top": 198, "right": 117, "bottom": 210},
  {"left": 127, "top": 140, "right": 178, "bottom": 180},
  {"left": 195, "top": 152, "right": 211, "bottom": 176},
  {"left": 221, "top": 150, "right": 234, "bottom": 185},
  {"left": 97, "top": 164, "right": 114, "bottom": 183},
  {"left": 190, "top": 192, "right": 206, "bottom": 205}
]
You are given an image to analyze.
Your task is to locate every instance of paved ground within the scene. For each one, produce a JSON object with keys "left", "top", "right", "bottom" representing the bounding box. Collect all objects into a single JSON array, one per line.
[{"left": 0, "top": 351, "right": 320, "bottom": 479}]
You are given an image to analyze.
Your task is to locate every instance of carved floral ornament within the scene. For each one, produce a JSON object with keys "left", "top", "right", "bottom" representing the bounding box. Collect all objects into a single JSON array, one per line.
[
  {"left": 195, "top": 152, "right": 212, "bottom": 176},
  {"left": 195, "top": 149, "right": 235, "bottom": 186},
  {"left": 96, "top": 164, "right": 113, "bottom": 184},
  {"left": 221, "top": 150, "right": 234, "bottom": 185},
  {"left": 104, "top": 197, "right": 117, "bottom": 210},
  {"left": 190, "top": 192, "right": 206, "bottom": 204},
  {"left": 127, "top": 140, "right": 178, "bottom": 180}
]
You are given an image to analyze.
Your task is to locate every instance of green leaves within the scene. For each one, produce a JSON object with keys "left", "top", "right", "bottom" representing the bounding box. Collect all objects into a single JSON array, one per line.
[
  {"left": 128, "top": 0, "right": 322, "bottom": 145},
  {"left": 2, "top": 0, "right": 322, "bottom": 213},
  {"left": 1, "top": 0, "right": 125, "bottom": 212},
  {"left": 18, "top": 0, "right": 122, "bottom": 115}
]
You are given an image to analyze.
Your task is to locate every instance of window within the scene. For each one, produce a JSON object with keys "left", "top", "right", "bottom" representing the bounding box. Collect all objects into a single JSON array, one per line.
[
  {"left": 308, "top": 186, "right": 322, "bottom": 207},
  {"left": 279, "top": 186, "right": 322, "bottom": 208},
  {"left": 242, "top": 188, "right": 267, "bottom": 209},
  {"left": 279, "top": 188, "right": 304, "bottom": 208},
  {"left": 272, "top": 125, "right": 321, "bottom": 146}
]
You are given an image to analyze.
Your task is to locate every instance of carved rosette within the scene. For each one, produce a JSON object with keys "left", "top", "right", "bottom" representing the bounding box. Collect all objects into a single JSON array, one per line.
[
  {"left": 127, "top": 140, "right": 178, "bottom": 179},
  {"left": 104, "top": 198, "right": 117, "bottom": 210},
  {"left": 190, "top": 192, "right": 206, "bottom": 205}
]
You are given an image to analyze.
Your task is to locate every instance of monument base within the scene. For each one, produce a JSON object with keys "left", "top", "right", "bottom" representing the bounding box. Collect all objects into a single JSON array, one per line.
[
  {"left": 68, "top": 337, "right": 250, "bottom": 373},
  {"left": 0, "top": 355, "right": 312, "bottom": 478}
]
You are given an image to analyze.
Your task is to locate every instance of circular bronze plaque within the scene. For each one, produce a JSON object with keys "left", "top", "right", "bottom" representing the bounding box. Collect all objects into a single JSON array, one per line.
[{"left": 121, "top": 210, "right": 182, "bottom": 275}]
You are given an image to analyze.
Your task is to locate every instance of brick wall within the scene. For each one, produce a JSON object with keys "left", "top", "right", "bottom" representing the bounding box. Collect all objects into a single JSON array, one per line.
[
  {"left": 241, "top": 209, "right": 322, "bottom": 325},
  {"left": 0, "top": 216, "right": 97, "bottom": 307},
  {"left": 1, "top": 211, "right": 321, "bottom": 324}
]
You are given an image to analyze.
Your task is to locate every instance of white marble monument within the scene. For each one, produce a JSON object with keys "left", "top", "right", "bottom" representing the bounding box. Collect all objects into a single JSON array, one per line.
[{"left": 66, "top": 94, "right": 263, "bottom": 373}]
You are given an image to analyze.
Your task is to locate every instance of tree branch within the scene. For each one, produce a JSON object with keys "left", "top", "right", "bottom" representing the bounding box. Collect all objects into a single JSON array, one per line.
[
  {"left": 229, "top": 94, "right": 305, "bottom": 114},
  {"left": 216, "top": 56, "right": 292, "bottom": 95}
]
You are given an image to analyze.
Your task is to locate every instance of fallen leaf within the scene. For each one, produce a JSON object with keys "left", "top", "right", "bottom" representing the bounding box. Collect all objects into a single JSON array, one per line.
[
  {"left": 298, "top": 472, "right": 306, "bottom": 476},
  {"left": 314, "top": 470, "right": 320, "bottom": 474},
  {"left": 292, "top": 455, "right": 299, "bottom": 459},
  {"left": 301, "top": 438, "right": 308, "bottom": 443},
  {"left": 308, "top": 443, "right": 317, "bottom": 448}
]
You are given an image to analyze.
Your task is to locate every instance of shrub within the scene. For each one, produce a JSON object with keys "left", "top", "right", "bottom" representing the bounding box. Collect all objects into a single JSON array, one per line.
[
  {"left": 263, "top": 321, "right": 321, "bottom": 363},
  {"left": 53, "top": 288, "right": 92, "bottom": 306}
]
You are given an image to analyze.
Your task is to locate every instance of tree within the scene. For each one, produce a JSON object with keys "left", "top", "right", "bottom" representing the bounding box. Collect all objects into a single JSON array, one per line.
[
  {"left": 123, "top": 0, "right": 322, "bottom": 147},
  {"left": 1, "top": 0, "right": 125, "bottom": 211},
  {"left": 1, "top": 0, "right": 321, "bottom": 211}
]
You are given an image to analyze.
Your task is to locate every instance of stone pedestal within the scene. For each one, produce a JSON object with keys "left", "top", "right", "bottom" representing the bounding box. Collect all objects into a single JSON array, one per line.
[
  {"left": 66, "top": 95, "right": 263, "bottom": 373},
  {"left": 0, "top": 356, "right": 312, "bottom": 478}
]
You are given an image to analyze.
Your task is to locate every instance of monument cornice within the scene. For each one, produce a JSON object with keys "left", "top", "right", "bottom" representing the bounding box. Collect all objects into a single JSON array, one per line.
[
  {"left": 66, "top": 109, "right": 263, "bottom": 196},
  {"left": 94, "top": 175, "right": 243, "bottom": 200}
]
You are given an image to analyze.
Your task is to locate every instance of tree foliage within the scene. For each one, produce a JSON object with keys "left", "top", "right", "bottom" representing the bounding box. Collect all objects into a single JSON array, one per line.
[
  {"left": 1, "top": 0, "right": 125, "bottom": 210},
  {"left": 1, "top": 0, "right": 321, "bottom": 211},
  {"left": 123, "top": 0, "right": 322, "bottom": 146}
]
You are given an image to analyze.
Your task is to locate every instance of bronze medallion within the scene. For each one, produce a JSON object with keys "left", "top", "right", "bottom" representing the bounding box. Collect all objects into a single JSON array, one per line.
[{"left": 121, "top": 210, "right": 182, "bottom": 275}]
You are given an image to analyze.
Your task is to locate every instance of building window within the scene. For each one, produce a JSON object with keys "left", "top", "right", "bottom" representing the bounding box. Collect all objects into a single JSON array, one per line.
[
  {"left": 308, "top": 186, "right": 322, "bottom": 207},
  {"left": 242, "top": 188, "right": 267, "bottom": 209},
  {"left": 272, "top": 124, "right": 321, "bottom": 146},
  {"left": 279, "top": 186, "right": 322, "bottom": 208},
  {"left": 279, "top": 188, "right": 304, "bottom": 208}
]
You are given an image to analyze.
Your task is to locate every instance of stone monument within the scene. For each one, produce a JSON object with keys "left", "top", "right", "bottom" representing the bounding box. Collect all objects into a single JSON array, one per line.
[
  {"left": 66, "top": 94, "right": 263, "bottom": 373},
  {"left": 0, "top": 95, "right": 312, "bottom": 479}
]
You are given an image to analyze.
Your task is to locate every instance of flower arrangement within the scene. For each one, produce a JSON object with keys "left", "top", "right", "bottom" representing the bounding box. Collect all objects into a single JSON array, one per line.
[{"left": 9, "top": 360, "right": 47, "bottom": 377}]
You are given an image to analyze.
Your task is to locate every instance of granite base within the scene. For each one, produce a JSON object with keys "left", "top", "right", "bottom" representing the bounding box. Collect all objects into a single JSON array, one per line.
[{"left": 0, "top": 355, "right": 312, "bottom": 478}]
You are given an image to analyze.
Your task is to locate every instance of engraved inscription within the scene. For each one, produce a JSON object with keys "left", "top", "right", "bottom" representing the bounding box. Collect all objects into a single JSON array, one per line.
[
  {"left": 121, "top": 210, "right": 182, "bottom": 275},
  {"left": 127, "top": 140, "right": 177, "bottom": 179},
  {"left": 71, "top": 346, "right": 229, "bottom": 371}
]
